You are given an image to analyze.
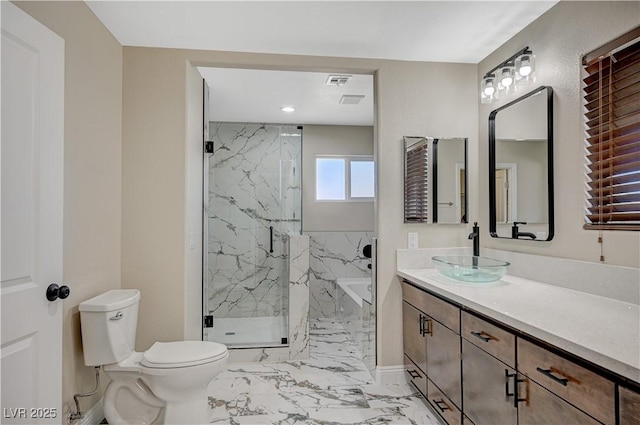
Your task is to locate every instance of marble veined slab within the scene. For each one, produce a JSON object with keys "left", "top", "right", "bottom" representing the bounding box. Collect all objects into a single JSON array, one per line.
[{"left": 397, "top": 268, "right": 640, "bottom": 383}]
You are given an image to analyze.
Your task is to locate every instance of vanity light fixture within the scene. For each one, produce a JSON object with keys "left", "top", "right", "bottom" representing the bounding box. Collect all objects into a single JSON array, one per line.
[
  {"left": 280, "top": 106, "right": 295, "bottom": 113},
  {"left": 481, "top": 46, "right": 535, "bottom": 104}
]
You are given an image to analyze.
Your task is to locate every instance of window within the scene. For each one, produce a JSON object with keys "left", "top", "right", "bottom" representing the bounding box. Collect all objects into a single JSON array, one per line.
[
  {"left": 582, "top": 27, "right": 640, "bottom": 230},
  {"left": 315, "top": 156, "right": 374, "bottom": 201}
]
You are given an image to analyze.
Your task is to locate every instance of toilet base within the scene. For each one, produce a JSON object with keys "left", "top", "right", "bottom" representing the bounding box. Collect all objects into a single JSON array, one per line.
[{"left": 163, "top": 394, "right": 209, "bottom": 424}]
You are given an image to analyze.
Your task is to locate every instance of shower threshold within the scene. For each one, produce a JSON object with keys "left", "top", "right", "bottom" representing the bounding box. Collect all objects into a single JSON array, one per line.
[{"left": 205, "top": 316, "right": 288, "bottom": 348}]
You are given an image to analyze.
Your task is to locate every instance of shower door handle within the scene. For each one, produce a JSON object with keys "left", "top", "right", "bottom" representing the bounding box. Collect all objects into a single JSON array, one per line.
[{"left": 269, "top": 226, "right": 274, "bottom": 253}]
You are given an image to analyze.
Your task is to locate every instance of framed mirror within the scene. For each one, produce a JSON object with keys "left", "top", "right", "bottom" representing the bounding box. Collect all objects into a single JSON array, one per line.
[
  {"left": 489, "top": 86, "right": 554, "bottom": 241},
  {"left": 403, "top": 136, "right": 468, "bottom": 224}
]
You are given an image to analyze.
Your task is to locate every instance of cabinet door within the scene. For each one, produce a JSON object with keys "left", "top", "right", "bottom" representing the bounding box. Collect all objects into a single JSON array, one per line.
[
  {"left": 518, "top": 375, "right": 601, "bottom": 425},
  {"left": 462, "top": 339, "right": 517, "bottom": 425},
  {"left": 427, "top": 318, "right": 462, "bottom": 409},
  {"left": 620, "top": 386, "right": 640, "bottom": 425},
  {"left": 403, "top": 301, "right": 427, "bottom": 373}
]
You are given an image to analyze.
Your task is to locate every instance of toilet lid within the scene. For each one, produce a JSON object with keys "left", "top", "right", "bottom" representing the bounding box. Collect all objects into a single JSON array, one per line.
[{"left": 141, "top": 341, "right": 228, "bottom": 368}]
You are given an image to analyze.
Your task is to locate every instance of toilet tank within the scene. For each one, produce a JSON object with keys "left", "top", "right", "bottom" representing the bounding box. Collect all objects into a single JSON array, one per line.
[{"left": 79, "top": 289, "right": 141, "bottom": 366}]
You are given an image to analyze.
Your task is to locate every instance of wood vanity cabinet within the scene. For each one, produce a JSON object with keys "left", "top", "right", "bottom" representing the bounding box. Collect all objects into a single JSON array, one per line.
[
  {"left": 402, "top": 281, "right": 462, "bottom": 424},
  {"left": 401, "top": 279, "right": 635, "bottom": 425}
]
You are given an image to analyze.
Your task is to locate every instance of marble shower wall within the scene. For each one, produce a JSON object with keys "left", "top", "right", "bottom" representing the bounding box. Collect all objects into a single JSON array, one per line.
[
  {"left": 307, "top": 232, "right": 373, "bottom": 319},
  {"left": 206, "top": 123, "right": 301, "bottom": 321}
]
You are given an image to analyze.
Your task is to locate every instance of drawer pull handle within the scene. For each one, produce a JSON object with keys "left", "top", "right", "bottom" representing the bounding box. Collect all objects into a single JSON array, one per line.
[
  {"left": 407, "top": 369, "right": 421, "bottom": 379},
  {"left": 471, "top": 331, "right": 492, "bottom": 342},
  {"left": 536, "top": 367, "right": 569, "bottom": 386},
  {"left": 432, "top": 399, "right": 451, "bottom": 412}
]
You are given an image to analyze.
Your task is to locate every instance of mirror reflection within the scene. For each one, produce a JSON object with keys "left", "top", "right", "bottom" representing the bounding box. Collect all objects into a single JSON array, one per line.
[
  {"left": 489, "top": 86, "right": 554, "bottom": 241},
  {"left": 434, "top": 138, "right": 468, "bottom": 224}
]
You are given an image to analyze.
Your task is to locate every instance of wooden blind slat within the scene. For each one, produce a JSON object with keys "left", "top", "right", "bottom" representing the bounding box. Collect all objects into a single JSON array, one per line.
[
  {"left": 587, "top": 171, "right": 640, "bottom": 189},
  {"left": 587, "top": 181, "right": 640, "bottom": 197},
  {"left": 587, "top": 160, "right": 640, "bottom": 181},
  {"left": 587, "top": 140, "right": 640, "bottom": 163},
  {"left": 585, "top": 97, "right": 640, "bottom": 129},
  {"left": 585, "top": 79, "right": 640, "bottom": 112},
  {"left": 587, "top": 151, "right": 640, "bottom": 173},
  {"left": 587, "top": 212, "right": 640, "bottom": 223},
  {"left": 588, "top": 193, "right": 640, "bottom": 208},
  {"left": 586, "top": 121, "right": 640, "bottom": 145}
]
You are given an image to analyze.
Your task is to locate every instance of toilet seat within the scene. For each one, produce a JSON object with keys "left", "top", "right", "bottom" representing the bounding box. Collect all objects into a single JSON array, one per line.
[{"left": 141, "top": 341, "right": 228, "bottom": 369}]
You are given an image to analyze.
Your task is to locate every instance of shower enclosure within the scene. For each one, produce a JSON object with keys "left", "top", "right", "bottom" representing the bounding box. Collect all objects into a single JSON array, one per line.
[{"left": 203, "top": 123, "right": 302, "bottom": 348}]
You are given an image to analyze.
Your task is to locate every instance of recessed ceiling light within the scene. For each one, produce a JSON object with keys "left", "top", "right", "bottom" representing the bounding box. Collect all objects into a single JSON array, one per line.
[{"left": 280, "top": 106, "right": 295, "bottom": 113}]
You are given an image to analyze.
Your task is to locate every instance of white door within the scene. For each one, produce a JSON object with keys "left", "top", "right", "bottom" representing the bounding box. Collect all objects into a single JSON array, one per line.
[{"left": 1, "top": 2, "right": 65, "bottom": 423}]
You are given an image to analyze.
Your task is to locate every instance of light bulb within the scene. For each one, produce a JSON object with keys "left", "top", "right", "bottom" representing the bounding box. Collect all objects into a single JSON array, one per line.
[
  {"left": 516, "top": 54, "right": 534, "bottom": 77},
  {"left": 500, "top": 66, "right": 514, "bottom": 87},
  {"left": 484, "top": 86, "right": 495, "bottom": 96}
]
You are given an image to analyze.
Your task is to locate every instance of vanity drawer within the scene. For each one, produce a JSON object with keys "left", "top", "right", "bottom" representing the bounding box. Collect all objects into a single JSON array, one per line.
[
  {"left": 402, "top": 281, "right": 459, "bottom": 333},
  {"left": 404, "top": 355, "right": 427, "bottom": 397},
  {"left": 427, "top": 378, "right": 461, "bottom": 425},
  {"left": 517, "top": 338, "right": 615, "bottom": 425},
  {"left": 461, "top": 311, "right": 515, "bottom": 368}
]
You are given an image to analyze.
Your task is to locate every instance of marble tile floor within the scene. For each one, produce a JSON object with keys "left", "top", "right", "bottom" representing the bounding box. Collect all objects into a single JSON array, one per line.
[{"left": 208, "top": 318, "right": 443, "bottom": 424}]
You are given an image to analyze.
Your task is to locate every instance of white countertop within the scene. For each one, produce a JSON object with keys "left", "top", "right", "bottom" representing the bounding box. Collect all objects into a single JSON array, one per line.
[{"left": 397, "top": 268, "right": 640, "bottom": 384}]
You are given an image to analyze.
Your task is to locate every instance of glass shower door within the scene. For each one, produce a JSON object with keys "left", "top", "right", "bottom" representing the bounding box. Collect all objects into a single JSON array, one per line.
[{"left": 203, "top": 123, "right": 301, "bottom": 348}]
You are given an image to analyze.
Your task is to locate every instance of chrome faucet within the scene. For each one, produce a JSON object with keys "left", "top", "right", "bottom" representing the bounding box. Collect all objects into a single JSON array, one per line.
[
  {"left": 468, "top": 222, "right": 480, "bottom": 257},
  {"left": 512, "top": 221, "right": 537, "bottom": 240}
]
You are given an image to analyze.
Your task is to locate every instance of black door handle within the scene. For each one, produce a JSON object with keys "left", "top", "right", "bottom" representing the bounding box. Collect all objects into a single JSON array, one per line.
[{"left": 46, "top": 283, "right": 70, "bottom": 301}]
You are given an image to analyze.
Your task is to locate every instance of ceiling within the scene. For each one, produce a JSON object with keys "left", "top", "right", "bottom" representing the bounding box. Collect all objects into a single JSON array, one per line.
[{"left": 86, "top": 1, "right": 557, "bottom": 125}]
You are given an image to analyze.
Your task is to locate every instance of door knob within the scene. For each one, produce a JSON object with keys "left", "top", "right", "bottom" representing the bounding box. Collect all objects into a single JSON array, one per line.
[{"left": 46, "top": 283, "right": 70, "bottom": 301}]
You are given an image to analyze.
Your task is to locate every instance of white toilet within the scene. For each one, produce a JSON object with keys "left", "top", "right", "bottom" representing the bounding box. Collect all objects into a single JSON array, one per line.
[{"left": 79, "top": 289, "right": 228, "bottom": 425}]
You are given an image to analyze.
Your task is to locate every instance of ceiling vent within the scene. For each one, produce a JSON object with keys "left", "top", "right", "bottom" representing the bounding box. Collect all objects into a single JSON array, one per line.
[
  {"left": 339, "top": 95, "right": 365, "bottom": 105},
  {"left": 326, "top": 75, "right": 351, "bottom": 86}
]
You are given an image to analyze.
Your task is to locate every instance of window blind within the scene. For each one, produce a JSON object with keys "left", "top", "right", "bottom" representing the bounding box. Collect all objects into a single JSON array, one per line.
[
  {"left": 583, "top": 27, "right": 640, "bottom": 230},
  {"left": 404, "top": 136, "right": 429, "bottom": 223}
]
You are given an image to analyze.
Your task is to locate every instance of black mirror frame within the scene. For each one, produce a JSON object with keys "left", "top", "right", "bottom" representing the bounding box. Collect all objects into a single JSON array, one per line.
[
  {"left": 433, "top": 137, "right": 468, "bottom": 224},
  {"left": 488, "top": 85, "right": 554, "bottom": 241}
]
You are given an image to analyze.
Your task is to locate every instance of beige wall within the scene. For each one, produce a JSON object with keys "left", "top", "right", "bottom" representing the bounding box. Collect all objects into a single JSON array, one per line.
[
  {"left": 302, "top": 125, "right": 374, "bottom": 232},
  {"left": 479, "top": 1, "right": 640, "bottom": 267},
  {"left": 13, "top": 0, "right": 122, "bottom": 415},
  {"left": 121, "top": 47, "right": 478, "bottom": 369}
]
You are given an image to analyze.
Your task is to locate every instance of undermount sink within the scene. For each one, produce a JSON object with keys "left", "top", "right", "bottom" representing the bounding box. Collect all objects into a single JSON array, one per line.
[{"left": 432, "top": 256, "right": 510, "bottom": 283}]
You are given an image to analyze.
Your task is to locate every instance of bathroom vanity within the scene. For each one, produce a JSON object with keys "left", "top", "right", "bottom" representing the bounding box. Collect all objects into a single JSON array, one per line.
[{"left": 397, "top": 266, "right": 640, "bottom": 425}]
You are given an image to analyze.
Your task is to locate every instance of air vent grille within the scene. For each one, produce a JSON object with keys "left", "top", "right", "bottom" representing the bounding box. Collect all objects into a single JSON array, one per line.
[
  {"left": 326, "top": 75, "right": 351, "bottom": 86},
  {"left": 339, "top": 95, "right": 365, "bottom": 105}
]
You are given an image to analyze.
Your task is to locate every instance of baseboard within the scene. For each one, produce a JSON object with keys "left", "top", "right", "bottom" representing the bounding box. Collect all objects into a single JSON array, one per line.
[
  {"left": 75, "top": 399, "right": 104, "bottom": 425},
  {"left": 375, "top": 364, "right": 407, "bottom": 385}
]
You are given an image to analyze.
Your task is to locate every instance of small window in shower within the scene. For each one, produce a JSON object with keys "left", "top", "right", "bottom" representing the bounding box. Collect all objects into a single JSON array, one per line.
[{"left": 315, "top": 156, "right": 374, "bottom": 201}]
